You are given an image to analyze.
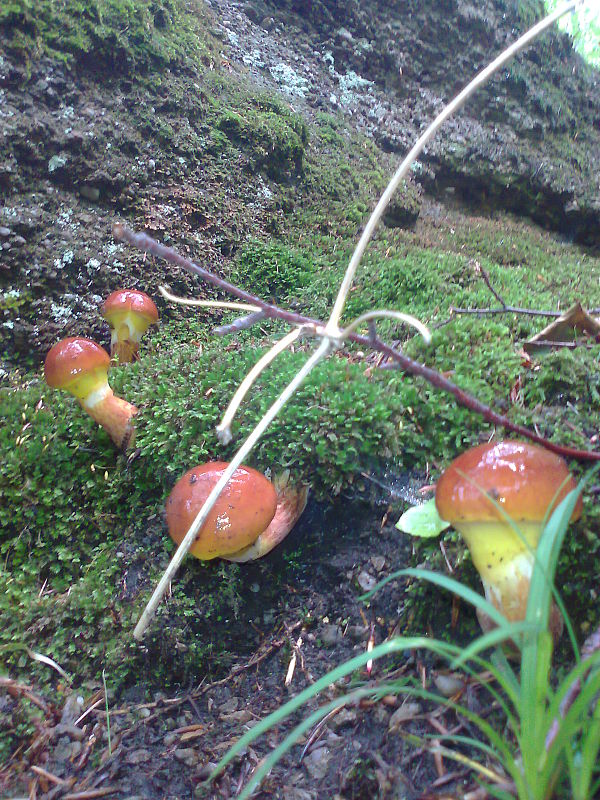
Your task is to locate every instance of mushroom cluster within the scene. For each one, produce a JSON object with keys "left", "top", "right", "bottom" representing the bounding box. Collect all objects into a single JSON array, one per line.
[
  {"left": 166, "top": 461, "right": 308, "bottom": 562},
  {"left": 43, "top": 290, "right": 308, "bottom": 561},
  {"left": 44, "top": 288, "right": 158, "bottom": 450},
  {"left": 435, "top": 440, "right": 581, "bottom": 640}
]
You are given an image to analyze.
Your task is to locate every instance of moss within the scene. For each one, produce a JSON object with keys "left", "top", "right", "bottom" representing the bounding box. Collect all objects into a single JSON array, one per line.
[
  {"left": 0, "top": 0, "right": 212, "bottom": 73},
  {"left": 216, "top": 97, "right": 308, "bottom": 181}
]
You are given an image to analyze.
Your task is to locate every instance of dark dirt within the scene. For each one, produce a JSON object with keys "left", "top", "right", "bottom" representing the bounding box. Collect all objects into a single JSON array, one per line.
[
  {"left": 2, "top": 0, "right": 599, "bottom": 797},
  {"left": 7, "top": 496, "right": 484, "bottom": 800}
]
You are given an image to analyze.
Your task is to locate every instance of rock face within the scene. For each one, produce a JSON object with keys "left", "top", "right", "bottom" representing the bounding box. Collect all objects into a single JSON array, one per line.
[
  {"left": 249, "top": 0, "right": 599, "bottom": 241},
  {"left": 0, "top": 0, "right": 598, "bottom": 364}
]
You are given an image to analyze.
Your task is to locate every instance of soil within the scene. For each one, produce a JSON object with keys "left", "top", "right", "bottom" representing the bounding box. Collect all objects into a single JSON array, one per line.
[
  {"left": 2, "top": 0, "right": 599, "bottom": 797},
  {"left": 8, "top": 497, "right": 483, "bottom": 800}
]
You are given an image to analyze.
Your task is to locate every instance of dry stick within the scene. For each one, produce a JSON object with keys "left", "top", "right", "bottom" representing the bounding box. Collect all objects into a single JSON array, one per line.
[
  {"left": 119, "top": 0, "right": 592, "bottom": 640},
  {"left": 455, "top": 262, "right": 600, "bottom": 318},
  {"left": 113, "top": 225, "right": 600, "bottom": 464},
  {"left": 451, "top": 306, "right": 568, "bottom": 317}
]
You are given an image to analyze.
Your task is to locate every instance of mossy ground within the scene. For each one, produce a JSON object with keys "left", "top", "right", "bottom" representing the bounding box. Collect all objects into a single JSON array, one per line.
[
  {"left": 0, "top": 0, "right": 214, "bottom": 73},
  {"left": 2, "top": 0, "right": 600, "bottom": 775}
]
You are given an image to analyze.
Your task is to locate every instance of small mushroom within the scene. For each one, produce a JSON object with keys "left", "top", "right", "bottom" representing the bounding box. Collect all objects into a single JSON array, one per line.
[
  {"left": 165, "top": 462, "right": 308, "bottom": 561},
  {"left": 44, "top": 337, "right": 138, "bottom": 450},
  {"left": 100, "top": 289, "right": 158, "bottom": 363},
  {"left": 435, "top": 440, "right": 582, "bottom": 641}
]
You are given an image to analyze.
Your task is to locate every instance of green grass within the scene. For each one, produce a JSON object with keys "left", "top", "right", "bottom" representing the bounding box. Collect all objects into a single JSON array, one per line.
[{"left": 211, "top": 477, "right": 600, "bottom": 799}]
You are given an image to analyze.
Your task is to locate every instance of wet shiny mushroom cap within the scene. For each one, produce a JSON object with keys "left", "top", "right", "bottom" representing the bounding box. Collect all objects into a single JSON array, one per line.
[
  {"left": 44, "top": 337, "right": 111, "bottom": 399},
  {"left": 101, "top": 289, "right": 158, "bottom": 327},
  {"left": 435, "top": 440, "right": 582, "bottom": 526},
  {"left": 165, "top": 462, "right": 279, "bottom": 560}
]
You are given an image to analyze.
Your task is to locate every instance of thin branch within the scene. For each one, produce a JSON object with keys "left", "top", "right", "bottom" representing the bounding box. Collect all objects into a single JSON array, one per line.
[
  {"left": 114, "top": 225, "right": 600, "bottom": 463},
  {"left": 475, "top": 262, "right": 507, "bottom": 307},
  {"left": 213, "top": 311, "right": 267, "bottom": 336},
  {"left": 520, "top": 339, "right": 598, "bottom": 349},
  {"left": 450, "top": 306, "right": 566, "bottom": 317}
]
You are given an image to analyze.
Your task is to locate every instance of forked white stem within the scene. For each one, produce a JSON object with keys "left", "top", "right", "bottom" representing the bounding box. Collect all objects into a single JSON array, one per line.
[
  {"left": 216, "top": 327, "right": 304, "bottom": 445},
  {"left": 325, "top": 0, "right": 585, "bottom": 335},
  {"left": 133, "top": 338, "right": 333, "bottom": 640},
  {"left": 159, "top": 285, "right": 260, "bottom": 312}
]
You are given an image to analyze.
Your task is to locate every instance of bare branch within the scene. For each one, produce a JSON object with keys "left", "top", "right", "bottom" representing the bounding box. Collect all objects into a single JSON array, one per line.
[
  {"left": 113, "top": 225, "right": 600, "bottom": 464},
  {"left": 213, "top": 311, "right": 267, "bottom": 336},
  {"left": 450, "top": 306, "right": 565, "bottom": 317}
]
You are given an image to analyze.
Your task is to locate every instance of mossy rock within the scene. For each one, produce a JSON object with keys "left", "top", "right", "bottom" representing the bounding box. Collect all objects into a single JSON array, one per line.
[
  {"left": 216, "top": 98, "right": 308, "bottom": 181},
  {"left": 0, "top": 0, "right": 211, "bottom": 73}
]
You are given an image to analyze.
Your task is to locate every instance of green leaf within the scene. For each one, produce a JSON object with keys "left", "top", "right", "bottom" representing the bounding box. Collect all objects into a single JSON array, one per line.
[{"left": 395, "top": 498, "right": 450, "bottom": 538}]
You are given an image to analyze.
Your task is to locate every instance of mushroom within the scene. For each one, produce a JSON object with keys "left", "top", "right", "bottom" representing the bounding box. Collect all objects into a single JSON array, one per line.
[
  {"left": 165, "top": 462, "right": 308, "bottom": 561},
  {"left": 435, "top": 440, "right": 582, "bottom": 641},
  {"left": 100, "top": 289, "right": 159, "bottom": 363},
  {"left": 44, "top": 337, "right": 138, "bottom": 450}
]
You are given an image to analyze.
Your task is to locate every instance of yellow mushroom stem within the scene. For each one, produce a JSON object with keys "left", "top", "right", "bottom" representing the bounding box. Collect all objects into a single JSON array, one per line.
[
  {"left": 456, "top": 520, "right": 543, "bottom": 624},
  {"left": 108, "top": 311, "right": 152, "bottom": 363},
  {"left": 64, "top": 366, "right": 137, "bottom": 450}
]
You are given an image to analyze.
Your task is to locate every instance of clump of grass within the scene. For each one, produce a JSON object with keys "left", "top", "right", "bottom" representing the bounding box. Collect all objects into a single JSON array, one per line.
[{"left": 211, "top": 476, "right": 600, "bottom": 800}]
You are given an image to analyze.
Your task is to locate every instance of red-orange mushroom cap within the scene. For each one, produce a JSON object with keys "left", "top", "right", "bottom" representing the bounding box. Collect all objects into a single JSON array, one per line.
[
  {"left": 166, "top": 462, "right": 279, "bottom": 560},
  {"left": 44, "top": 336, "right": 138, "bottom": 450},
  {"left": 101, "top": 289, "right": 159, "bottom": 363},
  {"left": 435, "top": 440, "right": 582, "bottom": 637},
  {"left": 166, "top": 463, "right": 308, "bottom": 561}
]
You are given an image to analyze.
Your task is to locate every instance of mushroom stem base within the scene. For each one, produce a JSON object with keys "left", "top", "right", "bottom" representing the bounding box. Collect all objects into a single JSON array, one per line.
[{"left": 82, "top": 387, "right": 138, "bottom": 450}]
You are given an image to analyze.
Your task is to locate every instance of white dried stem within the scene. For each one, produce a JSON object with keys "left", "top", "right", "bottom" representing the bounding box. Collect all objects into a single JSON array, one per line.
[
  {"left": 133, "top": 338, "right": 334, "bottom": 640},
  {"left": 325, "top": 0, "right": 584, "bottom": 335},
  {"left": 339, "top": 310, "right": 432, "bottom": 344},
  {"left": 159, "top": 285, "right": 260, "bottom": 312},
  {"left": 216, "top": 327, "right": 304, "bottom": 445}
]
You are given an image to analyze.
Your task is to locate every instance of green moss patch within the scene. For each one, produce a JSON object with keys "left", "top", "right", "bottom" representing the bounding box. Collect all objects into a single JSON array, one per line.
[{"left": 0, "top": 0, "right": 211, "bottom": 72}]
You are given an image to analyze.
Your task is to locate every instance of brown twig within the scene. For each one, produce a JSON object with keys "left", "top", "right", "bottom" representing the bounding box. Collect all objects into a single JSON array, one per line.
[
  {"left": 113, "top": 224, "right": 600, "bottom": 462},
  {"left": 450, "top": 306, "right": 566, "bottom": 317},
  {"left": 63, "top": 789, "right": 120, "bottom": 800}
]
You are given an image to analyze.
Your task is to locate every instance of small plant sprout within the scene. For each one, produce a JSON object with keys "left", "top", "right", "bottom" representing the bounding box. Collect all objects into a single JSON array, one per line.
[
  {"left": 165, "top": 462, "right": 307, "bottom": 561},
  {"left": 44, "top": 337, "right": 138, "bottom": 450},
  {"left": 100, "top": 289, "right": 159, "bottom": 363},
  {"left": 435, "top": 440, "right": 582, "bottom": 639}
]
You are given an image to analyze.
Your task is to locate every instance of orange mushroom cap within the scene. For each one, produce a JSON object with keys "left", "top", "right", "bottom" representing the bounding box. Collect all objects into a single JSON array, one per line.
[
  {"left": 101, "top": 289, "right": 159, "bottom": 326},
  {"left": 435, "top": 440, "right": 582, "bottom": 526},
  {"left": 44, "top": 337, "right": 111, "bottom": 398},
  {"left": 165, "top": 462, "right": 279, "bottom": 560}
]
